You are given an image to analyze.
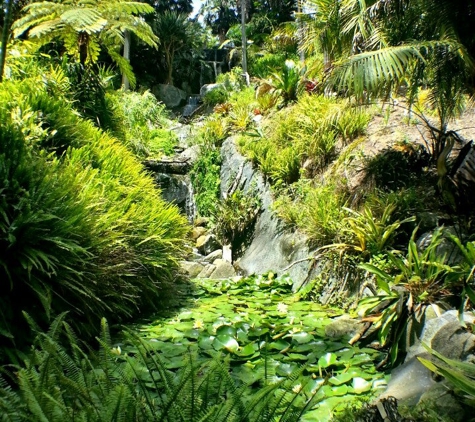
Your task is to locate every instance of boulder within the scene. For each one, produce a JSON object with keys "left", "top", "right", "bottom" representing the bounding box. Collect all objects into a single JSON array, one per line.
[
  {"left": 152, "top": 84, "right": 187, "bottom": 108},
  {"left": 203, "top": 249, "right": 223, "bottom": 263},
  {"left": 197, "top": 264, "right": 216, "bottom": 278},
  {"left": 200, "top": 83, "right": 225, "bottom": 97},
  {"left": 324, "top": 316, "right": 361, "bottom": 339},
  {"left": 196, "top": 234, "right": 221, "bottom": 255},
  {"left": 192, "top": 226, "right": 207, "bottom": 240},
  {"left": 153, "top": 173, "right": 195, "bottom": 221},
  {"left": 180, "top": 261, "right": 205, "bottom": 278},
  {"left": 209, "top": 259, "right": 236, "bottom": 279}
]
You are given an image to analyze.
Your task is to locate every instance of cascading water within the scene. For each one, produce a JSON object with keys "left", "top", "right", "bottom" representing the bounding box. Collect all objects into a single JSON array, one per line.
[{"left": 183, "top": 95, "right": 201, "bottom": 118}]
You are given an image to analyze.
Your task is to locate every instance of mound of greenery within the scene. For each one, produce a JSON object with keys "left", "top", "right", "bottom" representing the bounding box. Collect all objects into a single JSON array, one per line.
[
  {"left": 0, "top": 275, "right": 387, "bottom": 421},
  {"left": 0, "top": 75, "right": 189, "bottom": 360}
]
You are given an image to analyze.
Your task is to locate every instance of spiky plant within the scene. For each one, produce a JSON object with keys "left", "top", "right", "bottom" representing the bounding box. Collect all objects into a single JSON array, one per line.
[
  {"left": 12, "top": 0, "right": 158, "bottom": 87},
  {"left": 0, "top": 315, "right": 326, "bottom": 422}
]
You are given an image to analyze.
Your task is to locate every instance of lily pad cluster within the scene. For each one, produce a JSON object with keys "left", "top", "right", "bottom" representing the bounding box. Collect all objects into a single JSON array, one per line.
[{"left": 122, "top": 275, "right": 387, "bottom": 421}]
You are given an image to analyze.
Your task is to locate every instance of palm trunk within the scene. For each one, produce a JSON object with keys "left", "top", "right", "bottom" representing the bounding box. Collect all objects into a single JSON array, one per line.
[
  {"left": 122, "top": 30, "right": 131, "bottom": 90},
  {"left": 0, "top": 0, "right": 14, "bottom": 82}
]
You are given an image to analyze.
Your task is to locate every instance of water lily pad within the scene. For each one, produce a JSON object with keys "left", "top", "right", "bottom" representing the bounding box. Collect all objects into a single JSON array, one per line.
[
  {"left": 198, "top": 336, "right": 215, "bottom": 350},
  {"left": 328, "top": 372, "right": 353, "bottom": 386},
  {"left": 292, "top": 332, "right": 314, "bottom": 344},
  {"left": 216, "top": 325, "right": 237, "bottom": 337},
  {"left": 213, "top": 335, "right": 239, "bottom": 352},
  {"left": 352, "top": 377, "right": 372, "bottom": 394},
  {"left": 276, "top": 362, "right": 299, "bottom": 376},
  {"left": 235, "top": 343, "right": 259, "bottom": 357},
  {"left": 177, "top": 311, "right": 194, "bottom": 321},
  {"left": 268, "top": 339, "right": 290, "bottom": 351},
  {"left": 318, "top": 353, "right": 337, "bottom": 368}
]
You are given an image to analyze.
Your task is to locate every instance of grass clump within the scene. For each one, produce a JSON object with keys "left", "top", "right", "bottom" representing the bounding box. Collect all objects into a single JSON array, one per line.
[
  {"left": 107, "top": 90, "right": 177, "bottom": 158},
  {"left": 0, "top": 75, "right": 189, "bottom": 360}
]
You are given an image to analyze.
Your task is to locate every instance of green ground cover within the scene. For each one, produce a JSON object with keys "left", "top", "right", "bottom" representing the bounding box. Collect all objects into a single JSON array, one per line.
[{"left": 122, "top": 275, "right": 387, "bottom": 421}]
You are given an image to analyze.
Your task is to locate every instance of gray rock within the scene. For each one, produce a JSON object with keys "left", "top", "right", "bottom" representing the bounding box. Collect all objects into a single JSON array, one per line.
[
  {"left": 406, "top": 309, "right": 475, "bottom": 361},
  {"left": 220, "top": 136, "right": 319, "bottom": 291},
  {"left": 180, "top": 261, "right": 204, "bottom": 278},
  {"left": 200, "top": 83, "right": 225, "bottom": 97},
  {"left": 197, "top": 264, "right": 216, "bottom": 278},
  {"left": 417, "top": 382, "right": 466, "bottom": 422},
  {"left": 379, "top": 357, "right": 437, "bottom": 406},
  {"left": 196, "top": 234, "right": 221, "bottom": 256},
  {"left": 203, "top": 249, "right": 223, "bottom": 263},
  {"left": 152, "top": 84, "right": 187, "bottom": 108},
  {"left": 324, "top": 316, "right": 361, "bottom": 339},
  {"left": 209, "top": 259, "right": 237, "bottom": 279},
  {"left": 153, "top": 173, "right": 195, "bottom": 222}
]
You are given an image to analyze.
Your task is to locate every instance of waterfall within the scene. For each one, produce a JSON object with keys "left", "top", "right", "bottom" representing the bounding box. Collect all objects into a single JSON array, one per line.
[{"left": 182, "top": 95, "right": 201, "bottom": 117}]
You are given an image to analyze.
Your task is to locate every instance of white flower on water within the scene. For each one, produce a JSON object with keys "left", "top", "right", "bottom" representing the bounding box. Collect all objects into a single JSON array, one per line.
[{"left": 277, "top": 303, "right": 288, "bottom": 313}]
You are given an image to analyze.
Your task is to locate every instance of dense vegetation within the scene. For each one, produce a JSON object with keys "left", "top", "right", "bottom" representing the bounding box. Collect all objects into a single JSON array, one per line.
[{"left": 1, "top": 0, "right": 475, "bottom": 420}]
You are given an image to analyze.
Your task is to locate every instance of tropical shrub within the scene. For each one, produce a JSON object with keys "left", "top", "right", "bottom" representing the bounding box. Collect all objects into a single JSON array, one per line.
[
  {"left": 107, "top": 90, "right": 176, "bottom": 157},
  {"left": 0, "top": 77, "right": 189, "bottom": 360},
  {"left": 274, "top": 182, "right": 347, "bottom": 247},
  {"left": 212, "top": 189, "right": 261, "bottom": 248},
  {"left": 249, "top": 52, "right": 298, "bottom": 79},
  {"left": 203, "top": 86, "right": 229, "bottom": 106},
  {"left": 357, "top": 230, "right": 471, "bottom": 367}
]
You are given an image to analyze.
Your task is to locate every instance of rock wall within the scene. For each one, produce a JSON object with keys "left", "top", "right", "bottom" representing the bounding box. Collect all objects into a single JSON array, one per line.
[{"left": 220, "top": 136, "right": 318, "bottom": 289}]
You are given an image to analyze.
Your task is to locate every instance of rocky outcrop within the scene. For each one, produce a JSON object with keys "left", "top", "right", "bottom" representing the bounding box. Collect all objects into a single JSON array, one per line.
[
  {"left": 220, "top": 136, "right": 319, "bottom": 290},
  {"left": 152, "top": 84, "right": 187, "bottom": 108}
]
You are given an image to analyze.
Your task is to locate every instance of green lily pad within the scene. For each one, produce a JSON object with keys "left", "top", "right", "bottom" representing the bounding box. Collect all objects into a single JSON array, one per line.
[
  {"left": 352, "top": 377, "right": 372, "bottom": 394},
  {"left": 292, "top": 332, "right": 314, "bottom": 344},
  {"left": 328, "top": 372, "right": 353, "bottom": 385},
  {"left": 235, "top": 343, "right": 259, "bottom": 357},
  {"left": 276, "top": 362, "right": 299, "bottom": 376},
  {"left": 213, "top": 335, "right": 239, "bottom": 352},
  {"left": 216, "top": 325, "right": 237, "bottom": 337},
  {"left": 318, "top": 352, "right": 338, "bottom": 368},
  {"left": 268, "top": 339, "right": 290, "bottom": 351},
  {"left": 198, "top": 336, "right": 215, "bottom": 350}
]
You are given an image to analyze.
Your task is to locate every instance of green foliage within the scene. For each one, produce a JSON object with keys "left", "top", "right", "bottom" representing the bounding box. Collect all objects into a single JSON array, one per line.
[
  {"left": 419, "top": 345, "right": 475, "bottom": 407},
  {"left": 341, "top": 203, "right": 416, "bottom": 257},
  {"left": 0, "top": 76, "right": 189, "bottom": 359},
  {"left": 12, "top": 0, "right": 158, "bottom": 84},
  {"left": 107, "top": 90, "right": 176, "bottom": 157},
  {"left": 0, "top": 275, "right": 387, "bottom": 421},
  {"left": 203, "top": 86, "right": 229, "bottom": 106},
  {"left": 212, "top": 189, "right": 261, "bottom": 245},
  {"left": 357, "top": 230, "right": 468, "bottom": 367},
  {"left": 249, "top": 52, "right": 299, "bottom": 79},
  {"left": 263, "top": 59, "right": 306, "bottom": 104},
  {"left": 274, "top": 182, "right": 347, "bottom": 247},
  {"left": 190, "top": 144, "right": 222, "bottom": 217}
]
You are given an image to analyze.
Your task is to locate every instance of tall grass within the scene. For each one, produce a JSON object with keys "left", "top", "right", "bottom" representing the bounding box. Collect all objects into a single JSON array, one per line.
[{"left": 0, "top": 76, "right": 189, "bottom": 359}]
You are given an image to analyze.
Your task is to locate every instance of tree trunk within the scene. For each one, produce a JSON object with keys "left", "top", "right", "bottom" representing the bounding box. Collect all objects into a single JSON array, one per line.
[
  {"left": 78, "top": 31, "right": 89, "bottom": 66},
  {"left": 0, "top": 0, "right": 14, "bottom": 82},
  {"left": 122, "top": 30, "right": 131, "bottom": 90}
]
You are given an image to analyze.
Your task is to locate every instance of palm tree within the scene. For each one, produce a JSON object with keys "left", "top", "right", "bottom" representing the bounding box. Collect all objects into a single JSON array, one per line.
[
  {"left": 303, "top": 0, "right": 475, "bottom": 169},
  {"left": 12, "top": 0, "right": 158, "bottom": 87},
  {"left": 0, "top": 0, "right": 14, "bottom": 82},
  {"left": 151, "top": 11, "right": 197, "bottom": 85}
]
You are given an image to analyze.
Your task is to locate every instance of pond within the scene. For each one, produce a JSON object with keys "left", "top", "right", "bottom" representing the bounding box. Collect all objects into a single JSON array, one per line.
[{"left": 120, "top": 274, "right": 388, "bottom": 421}]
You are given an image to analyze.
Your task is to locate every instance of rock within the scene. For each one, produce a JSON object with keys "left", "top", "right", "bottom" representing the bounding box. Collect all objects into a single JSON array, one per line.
[
  {"left": 179, "top": 145, "right": 200, "bottom": 165},
  {"left": 194, "top": 216, "right": 209, "bottom": 227},
  {"left": 220, "top": 136, "right": 318, "bottom": 291},
  {"left": 192, "top": 226, "right": 207, "bottom": 240},
  {"left": 153, "top": 173, "right": 195, "bottom": 222},
  {"left": 180, "top": 261, "right": 204, "bottom": 278},
  {"left": 406, "top": 309, "right": 475, "bottom": 361},
  {"left": 379, "top": 357, "right": 437, "bottom": 406},
  {"left": 222, "top": 244, "right": 232, "bottom": 263},
  {"left": 324, "top": 316, "right": 361, "bottom": 339},
  {"left": 152, "top": 84, "right": 187, "bottom": 108},
  {"left": 209, "top": 259, "right": 236, "bottom": 279},
  {"left": 203, "top": 249, "right": 222, "bottom": 263},
  {"left": 418, "top": 382, "right": 466, "bottom": 422},
  {"left": 200, "top": 83, "right": 224, "bottom": 97},
  {"left": 196, "top": 234, "right": 221, "bottom": 255},
  {"left": 197, "top": 264, "right": 216, "bottom": 278}
]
